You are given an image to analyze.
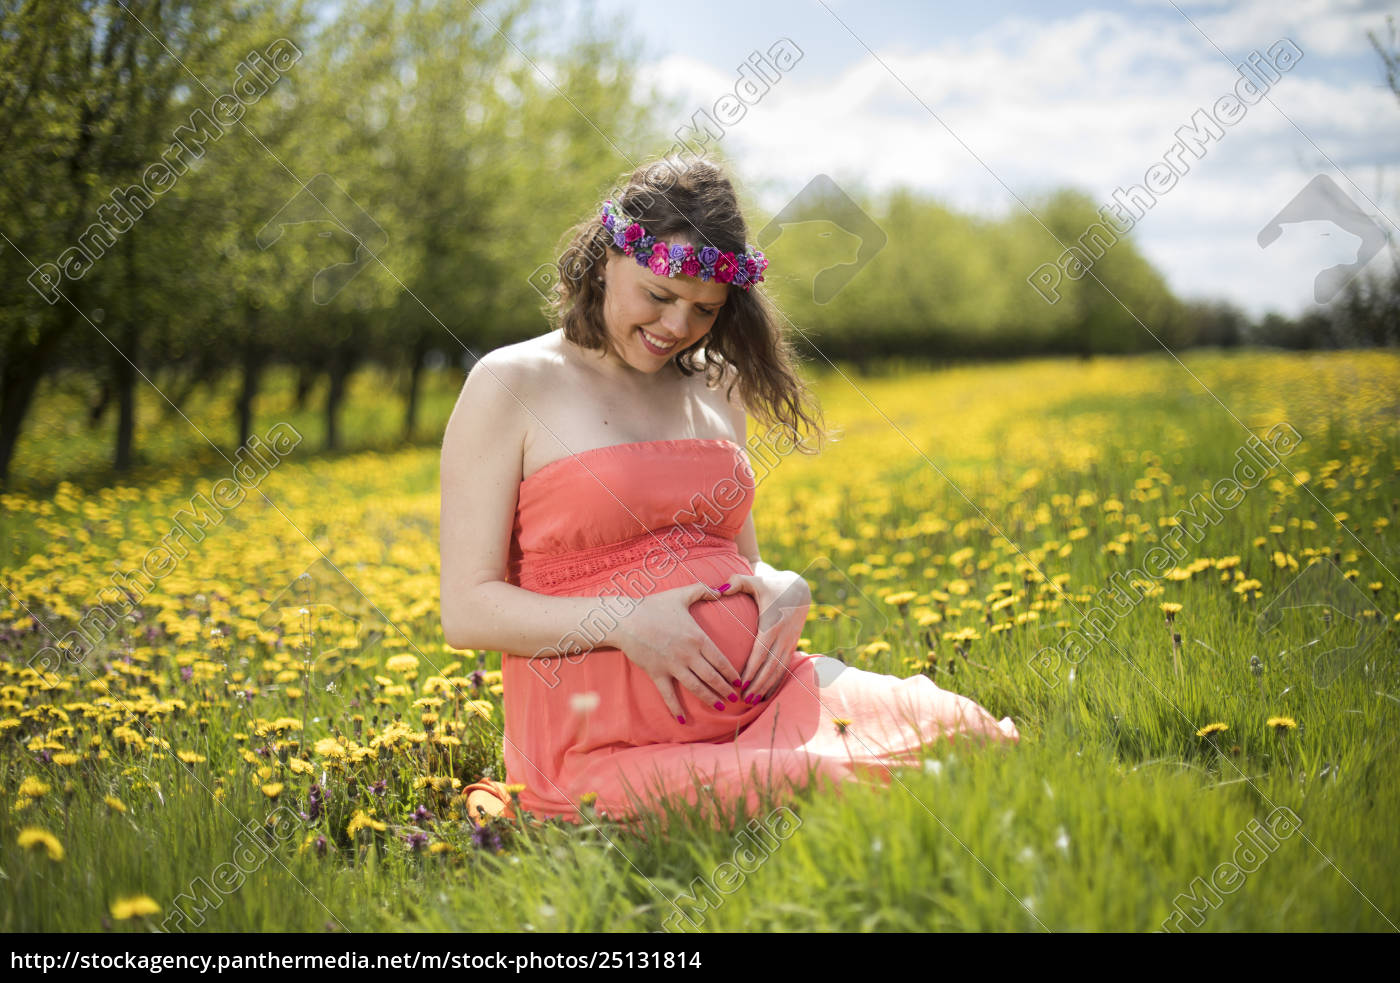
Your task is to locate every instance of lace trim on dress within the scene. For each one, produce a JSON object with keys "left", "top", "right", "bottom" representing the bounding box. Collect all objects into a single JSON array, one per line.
[{"left": 518, "top": 526, "right": 740, "bottom": 592}]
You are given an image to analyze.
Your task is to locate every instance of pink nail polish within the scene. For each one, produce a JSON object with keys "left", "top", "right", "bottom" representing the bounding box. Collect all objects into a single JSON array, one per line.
[
  {"left": 717, "top": 582, "right": 731, "bottom": 593},
  {"left": 739, "top": 679, "right": 750, "bottom": 691},
  {"left": 713, "top": 701, "right": 724, "bottom": 711},
  {"left": 677, "top": 715, "right": 686, "bottom": 724},
  {"left": 727, "top": 692, "right": 737, "bottom": 702},
  {"left": 732, "top": 678, "right": 742, "bottom": 688}
]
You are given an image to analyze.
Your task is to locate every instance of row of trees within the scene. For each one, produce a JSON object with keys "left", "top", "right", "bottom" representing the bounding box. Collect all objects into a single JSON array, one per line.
[
  {"left": 2, "top": 1, "right": 1396, "bottom": 485},
  {"left": 0, "top": 0, "right": 661, "bottom": 485}
]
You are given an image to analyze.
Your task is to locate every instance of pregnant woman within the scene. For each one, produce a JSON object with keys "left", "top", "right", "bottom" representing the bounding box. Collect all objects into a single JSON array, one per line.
[{"left": 441, "top": 158, "right": 1018, "bottom": 827}]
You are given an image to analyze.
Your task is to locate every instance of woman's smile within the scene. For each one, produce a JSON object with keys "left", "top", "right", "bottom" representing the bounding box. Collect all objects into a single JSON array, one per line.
[{"left": 637, "top": 326, "right": 682, "bottom": 355}]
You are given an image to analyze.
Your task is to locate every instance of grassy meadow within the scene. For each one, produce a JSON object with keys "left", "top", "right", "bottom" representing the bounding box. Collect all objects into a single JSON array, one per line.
[{"left": 1, "top": 348, "right": 1398, "bottom": 932}]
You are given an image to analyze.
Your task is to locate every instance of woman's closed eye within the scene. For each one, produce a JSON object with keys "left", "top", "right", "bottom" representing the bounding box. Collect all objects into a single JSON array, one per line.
[{"left": 648, "top": 291, "right": 717, "bottom": 318}]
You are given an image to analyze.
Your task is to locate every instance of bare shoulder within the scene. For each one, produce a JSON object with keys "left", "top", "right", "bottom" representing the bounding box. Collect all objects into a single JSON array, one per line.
[{"left": 444, "top": 332, "right": 565, "bottom": 461}]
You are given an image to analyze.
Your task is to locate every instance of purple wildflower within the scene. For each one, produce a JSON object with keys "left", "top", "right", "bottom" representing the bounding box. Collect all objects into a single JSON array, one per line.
[{"left": 470, "top": 823, "right": 503, "bottom": 853}]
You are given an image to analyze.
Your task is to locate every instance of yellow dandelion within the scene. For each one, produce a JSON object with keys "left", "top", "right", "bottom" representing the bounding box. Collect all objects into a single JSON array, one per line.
[
  {"left": 505, "top": 783, "right": 526, "bottom": 798},
  {"left": 313, "top": 736, "right": 347, "bottom": 759},
  {"left": 104, "top": 795, "right": 127, "bottom": 813},
  {"left": 385, "top": 654, "right": 419, "bottom": 674},
  {"left": 51, "top": 752, "right": 80, "bottom": 766},
  {"left": 1196, "top": 722, "right": 1228, "bottom": 738},
  {"left": 884, "top": 590, "right": 919, "bottom": 608},
  {"left": 1266, "top": 716, "right": 1297, "bottom": 732},
  {"left": 176, "top": 750, "right": 206, "bottom": 764},
  {"left": 832, "top": 717, "right": 853, "bottom": 736},
  {"left": 109, "top": 895, "right": 161, "bottom": 920},
  {"left": 578, "top": 791, "right": 599, "bottom": 809},
  {"left": 17, "top": 827, "right": 64, "bottom": 861},
  {"left": 18, "top": 776, "right": 50, "bottom": 798},
  {"left": 347, "top": 809, "right": 387, "bottom": 837},
  {"left": 260, "top": 782, "right": 284, "bottom": 799},
  {"left": 465, "top": 700, "right": 495, "bottom": 721}
]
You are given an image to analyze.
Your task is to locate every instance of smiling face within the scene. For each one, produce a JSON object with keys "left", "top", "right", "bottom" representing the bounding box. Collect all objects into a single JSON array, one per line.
[{"left": 598, "top": 241, "right": 730, "bottom": 374}]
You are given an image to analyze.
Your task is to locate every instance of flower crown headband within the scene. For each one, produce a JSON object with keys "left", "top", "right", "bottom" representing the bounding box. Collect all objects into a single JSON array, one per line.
[{"left": 601, "top": 200, "right": 768, "bottom": 290}]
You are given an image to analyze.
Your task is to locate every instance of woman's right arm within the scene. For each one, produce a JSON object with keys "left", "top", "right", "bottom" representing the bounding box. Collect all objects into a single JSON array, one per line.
[
  {"left": 438, "top": 352, "right": 736, "bottom": 716},
  {"left": 439, "top": 350, "right": 618, "bottom": 658}
]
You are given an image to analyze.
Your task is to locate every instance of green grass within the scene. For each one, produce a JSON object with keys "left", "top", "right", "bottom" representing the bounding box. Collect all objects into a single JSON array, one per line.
[{"left": 1, "top": 348, "right": 1397, "bottom": 932}]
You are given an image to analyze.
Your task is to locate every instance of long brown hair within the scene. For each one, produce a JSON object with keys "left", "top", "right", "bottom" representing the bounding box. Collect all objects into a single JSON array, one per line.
[{"left": 548, "top": 156, "right": 827, "bottom": 454}]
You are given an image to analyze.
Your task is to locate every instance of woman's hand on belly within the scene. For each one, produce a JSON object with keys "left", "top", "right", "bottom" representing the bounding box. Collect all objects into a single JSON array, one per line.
[
  {"left": 720, "top": 570, "right": 812, "bottom": 702},
  {"left": 610, "top": 581, "right": 741, "bottom": 721}
]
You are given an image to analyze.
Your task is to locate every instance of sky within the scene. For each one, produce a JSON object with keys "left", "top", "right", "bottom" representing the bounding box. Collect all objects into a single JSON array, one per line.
[{"left": 530, "top": 0, "right": 1399, "bottom": 319}]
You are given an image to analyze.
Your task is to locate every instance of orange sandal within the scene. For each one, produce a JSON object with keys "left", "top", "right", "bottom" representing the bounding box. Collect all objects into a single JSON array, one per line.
[{"left": 460, "top": 778, "right": 516, "bottom": 825}]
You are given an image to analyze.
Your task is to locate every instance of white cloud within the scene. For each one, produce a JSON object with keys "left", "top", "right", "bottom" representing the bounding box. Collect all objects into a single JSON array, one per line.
[{"left": 634, "top": 0, "right": 1397, "bottom": 317}]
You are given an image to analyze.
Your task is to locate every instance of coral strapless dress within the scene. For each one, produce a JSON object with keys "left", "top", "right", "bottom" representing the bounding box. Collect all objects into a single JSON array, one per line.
[{"left": 461, "top": 438, "right": 1018, "bottom": 826}]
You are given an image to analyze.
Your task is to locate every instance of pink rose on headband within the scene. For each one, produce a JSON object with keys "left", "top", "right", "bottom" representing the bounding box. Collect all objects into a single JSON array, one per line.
[
  {"left": 649, "top": 243, "right": 671, "bottom": 275},
  {"left": 624, "top": 223, "right": 644, "bottom": 244},
  {"left": 714, "top": 251, "right": 738, "bottom": 284},
  {"left": 681, "top": 256, "right": 701, "bottom": 278}
]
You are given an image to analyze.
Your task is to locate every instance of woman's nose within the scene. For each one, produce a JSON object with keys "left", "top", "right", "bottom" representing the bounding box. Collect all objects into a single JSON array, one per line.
[{"left": 658, "top": 307, "right": 688, "bottom": 338}]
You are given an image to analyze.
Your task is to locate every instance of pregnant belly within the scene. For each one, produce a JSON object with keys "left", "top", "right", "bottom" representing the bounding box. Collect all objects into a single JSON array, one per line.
[{"left": 685, "top": 591, "right": 761, "bottom": 680}]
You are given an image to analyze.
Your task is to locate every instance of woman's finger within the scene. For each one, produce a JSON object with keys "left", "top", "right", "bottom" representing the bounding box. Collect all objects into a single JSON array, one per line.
[
  {"left": 752, "top": 637, "right": 798, "bottom": 701},
  {"left": 650, "top": 673, "right": 688, "bottom": 723},
  {"left": 738, "top": 629, "right": 778, "bottom": 691},
  {"left": 692, "top": 637, "right": 740, "bottom": 704},
  {"left": 746, "top": 655, "right": 778, "bottom": 703},
  {"left": 682, "top": 580, "right": 728, "bottom": 605},
  {"left": 721, "top": 574, "right": 760, "bottom": 597},
  {"left": 673, "top": 666, "right": 722, "bottom": 708}
]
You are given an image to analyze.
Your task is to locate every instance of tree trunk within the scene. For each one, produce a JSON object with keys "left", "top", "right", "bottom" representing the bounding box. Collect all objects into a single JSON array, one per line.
[
  {"left": 88, "top": 378, "right": 111, "bottom": 428},
  {"left": 403, "top": 331, "right": 429, "bottom": 443},
  {"left": 113, "top": 235, "right": 140, "bottom": 472},
  {"left": 324, "top": 348, "right": 355, "bottom": 452},
  {"left": 0, "top": 312, "right": 74, "bottom": 487},
  {"left": 294, "top": 364, "right": 316, "bottom": 410},
  {"left": 236, "top": 338, "right": 262, "bottom": 450}
]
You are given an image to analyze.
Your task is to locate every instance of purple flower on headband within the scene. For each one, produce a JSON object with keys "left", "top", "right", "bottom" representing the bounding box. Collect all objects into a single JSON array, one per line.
[
  {"left": 602, "top": 213, "right": 615, "bottom": 231},
  {"left": 732, "top": 266, "right": 750, "bottom": 287},
  {"left": 669, "top": 244, "right": 686, "bottom": 262},
  {"left": 699, "top": 246, "right": 720, "bottom": 266},
  {"left": 612, "top": 230, "right": 627, "bottom": 249}
]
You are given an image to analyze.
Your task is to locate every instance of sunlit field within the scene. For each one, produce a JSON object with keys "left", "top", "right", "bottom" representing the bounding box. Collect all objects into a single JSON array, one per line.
[{"left": 2, "top": 348, "right": 1398, "bottom": 932}]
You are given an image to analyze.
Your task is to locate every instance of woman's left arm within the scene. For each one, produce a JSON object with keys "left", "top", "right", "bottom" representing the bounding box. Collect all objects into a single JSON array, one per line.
[
  {"left": 728, "top": 512, "right": 812, "bottom": 700},
  {"left": 717, "top": 361, "right": 811, "bottom": 700}
]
